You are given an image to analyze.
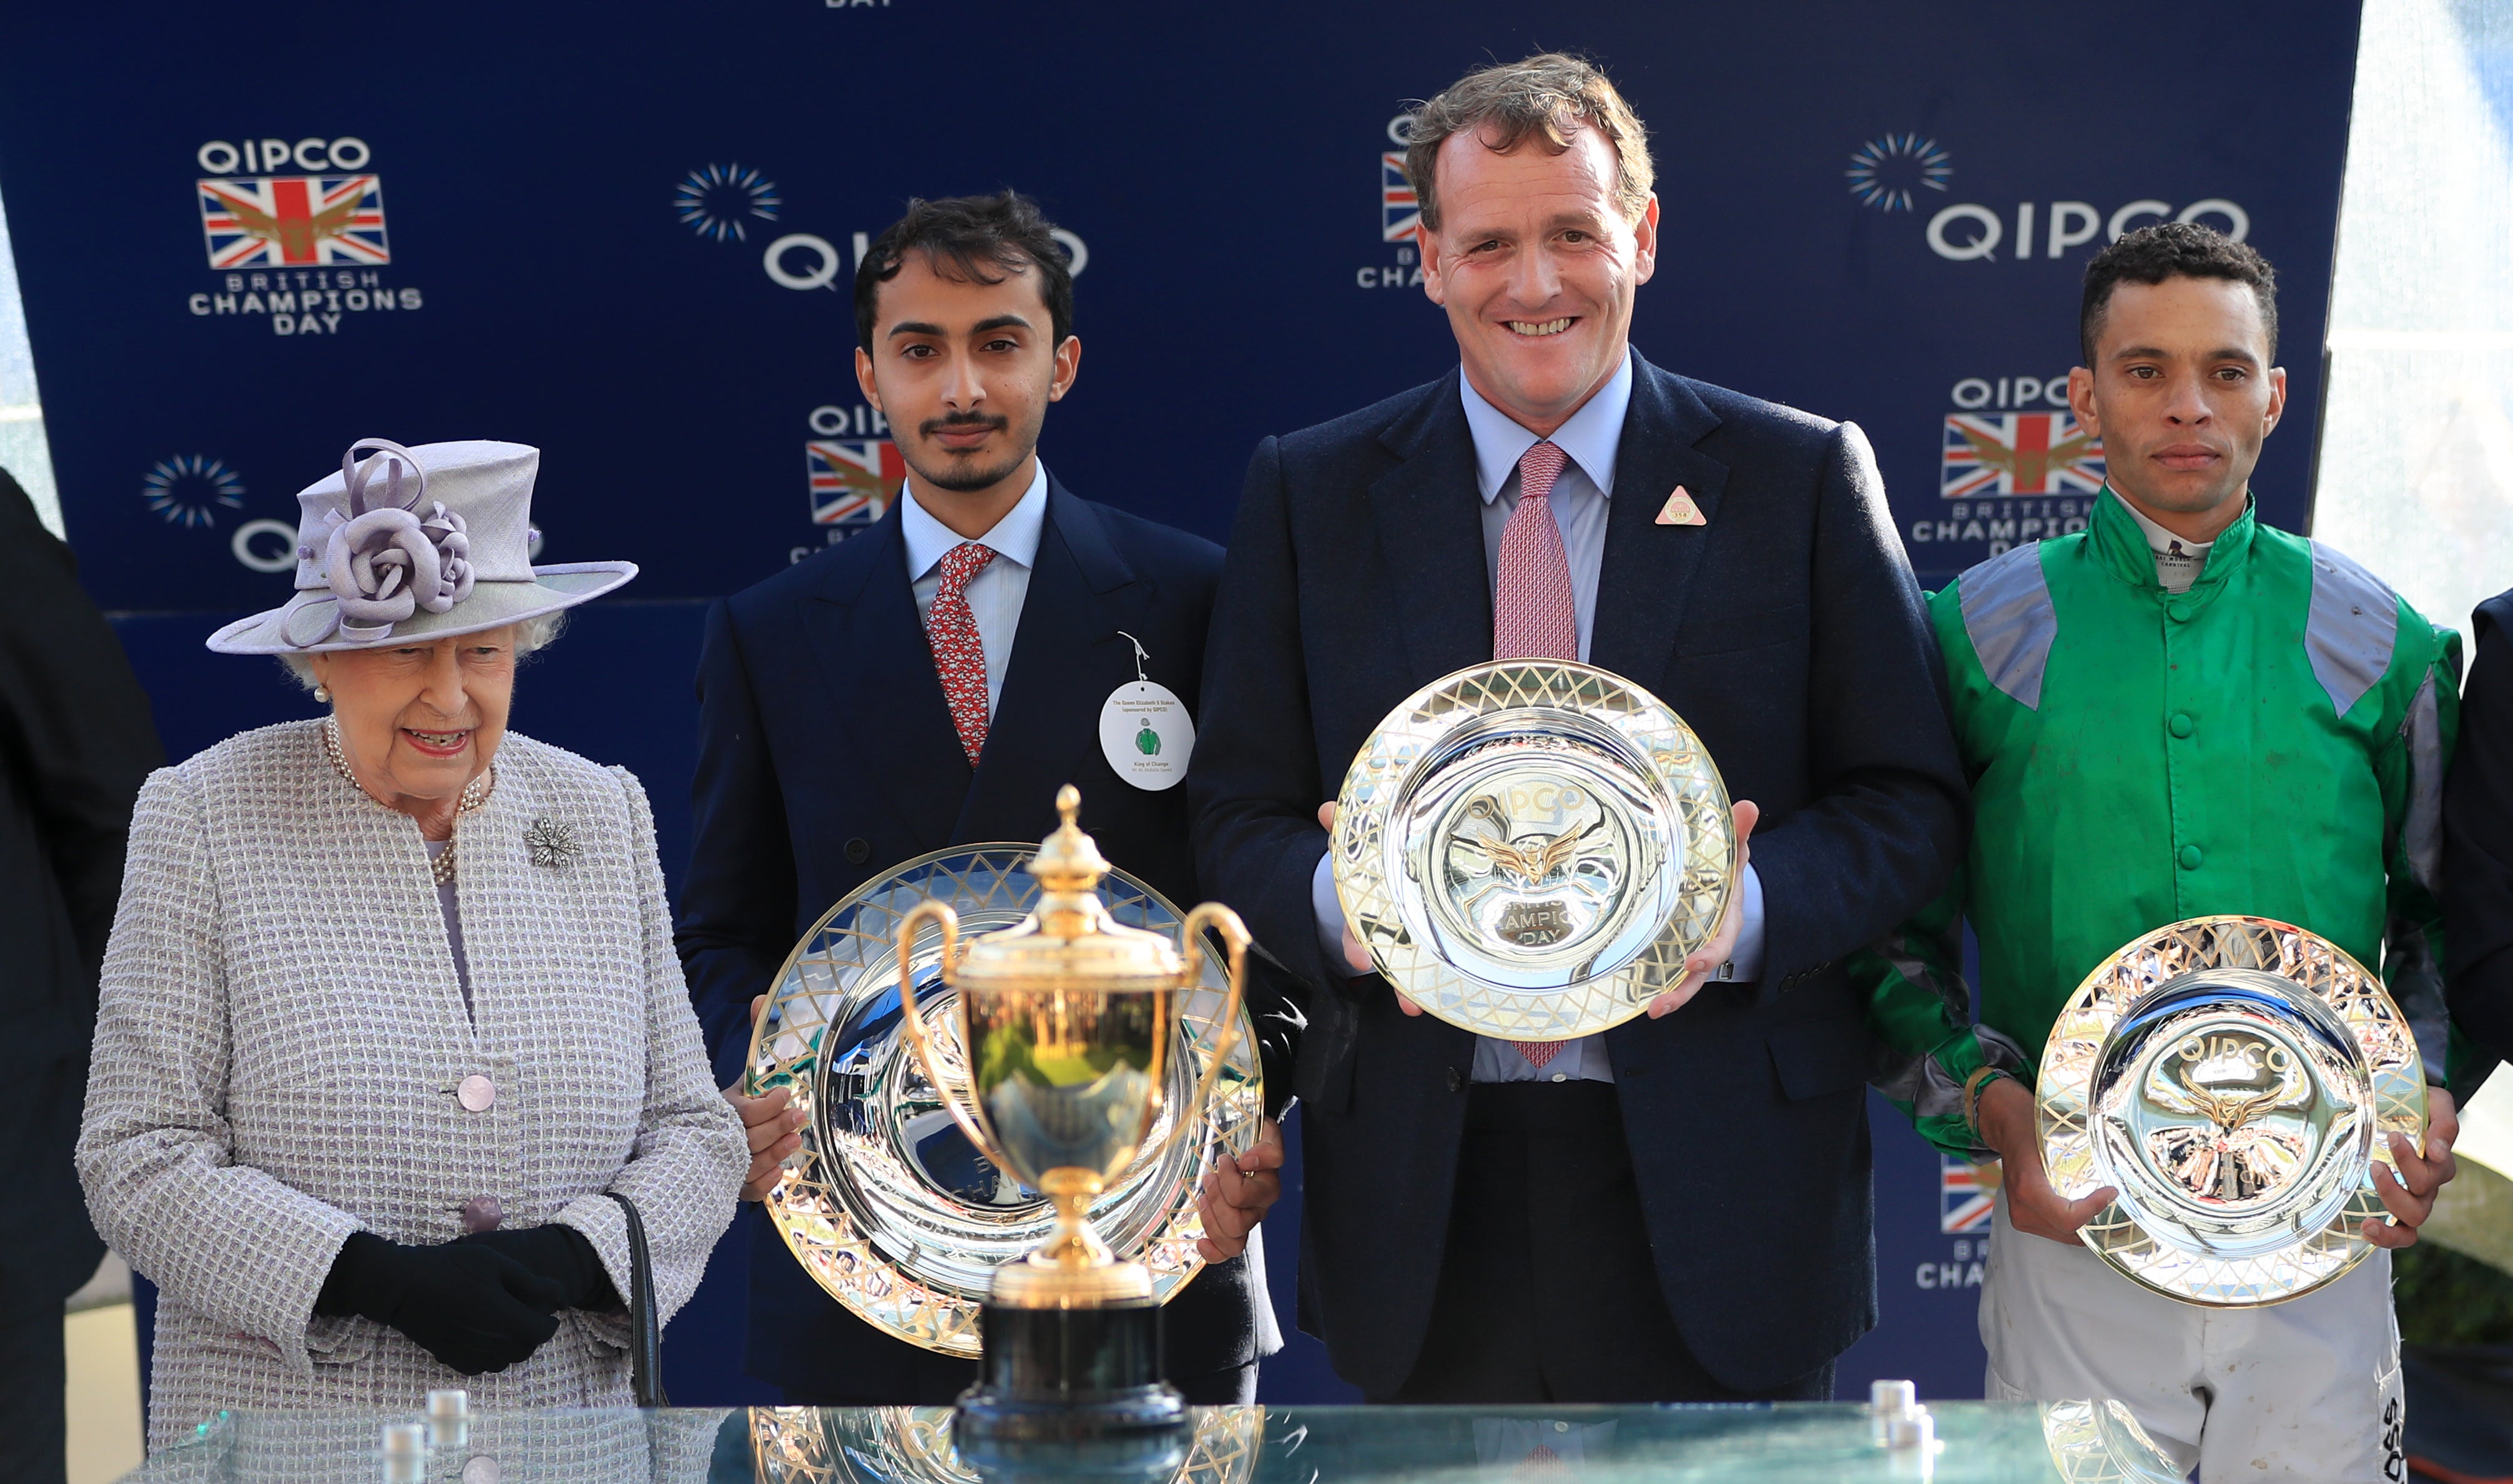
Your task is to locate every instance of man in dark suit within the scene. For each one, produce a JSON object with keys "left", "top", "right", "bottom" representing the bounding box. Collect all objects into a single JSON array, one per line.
[
  {"left": 0, "top": 464, "right": 160, "bottom": 1483},
  {"left": 677, "top": 192, "right": 1284, "bottom": 1404},
  {"left": 1188, "top": 54, "right": 1966, "bottom": 1403}
]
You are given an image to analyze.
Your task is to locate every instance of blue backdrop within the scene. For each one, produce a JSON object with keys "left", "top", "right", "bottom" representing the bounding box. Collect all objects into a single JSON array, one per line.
[{"left": 0, "top": 0, "right": 2362, "bottom": 1410}]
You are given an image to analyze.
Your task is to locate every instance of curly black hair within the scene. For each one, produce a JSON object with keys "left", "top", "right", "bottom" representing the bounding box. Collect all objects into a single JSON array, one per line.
[
  {"left": 854, "top": 190, "right": 1073, "bottom": 353},
  {"left": 2080, "top": 222, "right": 2278, "bottom": 365}
]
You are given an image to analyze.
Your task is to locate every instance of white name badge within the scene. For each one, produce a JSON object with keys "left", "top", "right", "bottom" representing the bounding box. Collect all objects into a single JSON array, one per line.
[{"left": 1099, "top": 681, "right": 1194, "bottom": 790}]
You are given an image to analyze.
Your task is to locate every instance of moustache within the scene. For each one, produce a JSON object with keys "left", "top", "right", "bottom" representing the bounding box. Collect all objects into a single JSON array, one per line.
[{"left": 920, "top": 412, "right": 1010, "bottom": 443}]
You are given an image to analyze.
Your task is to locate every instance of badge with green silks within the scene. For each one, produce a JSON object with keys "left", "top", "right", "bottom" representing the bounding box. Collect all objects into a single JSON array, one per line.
[{"left": 1098, "top": 631, "right": 1194, "bottom": 791}]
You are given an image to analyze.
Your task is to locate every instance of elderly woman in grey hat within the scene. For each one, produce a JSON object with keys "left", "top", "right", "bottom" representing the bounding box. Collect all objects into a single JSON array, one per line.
[{"left": 78, "top": 439, "right": 745, "bottom": 1447}]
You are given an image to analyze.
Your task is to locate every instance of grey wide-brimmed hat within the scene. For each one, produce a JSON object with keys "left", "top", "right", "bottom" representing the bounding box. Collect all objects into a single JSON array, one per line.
[{"left": 207, "top": 437, "right": 636, "bottom": 655}]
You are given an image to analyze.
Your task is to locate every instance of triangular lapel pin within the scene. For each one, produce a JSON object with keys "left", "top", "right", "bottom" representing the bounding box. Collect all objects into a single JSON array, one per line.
[{"left": 1657, "top": 486, "right": 1706, "bottom": 526}]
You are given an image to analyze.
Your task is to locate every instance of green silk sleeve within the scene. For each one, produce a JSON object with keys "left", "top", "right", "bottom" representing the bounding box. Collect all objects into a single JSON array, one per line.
[{"left": 1851, "top": 868, "right": 2025, "bottom": 1159}]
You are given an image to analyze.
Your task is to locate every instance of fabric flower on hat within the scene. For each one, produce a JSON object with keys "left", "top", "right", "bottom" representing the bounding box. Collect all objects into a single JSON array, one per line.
[{"left": 302, "top": 441, "right": 477, "bottom": 644}]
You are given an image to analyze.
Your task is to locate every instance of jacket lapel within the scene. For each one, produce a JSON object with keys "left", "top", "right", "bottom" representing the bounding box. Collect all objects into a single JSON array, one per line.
[
  {"left": 1367, "top": 370, "right": 1494, "bottom": 687},
  {"left": 954, "top": 481, "right": 1136, "bottom": 842},
  {"left": 1589, "top": 351, "right": 1731, "bottom": 679},
  {"left": 804, "top": 506, "right": 969, "bottom": 845}
]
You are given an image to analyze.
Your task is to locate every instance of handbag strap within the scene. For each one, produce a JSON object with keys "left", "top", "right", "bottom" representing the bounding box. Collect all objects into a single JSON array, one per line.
[{"left": 603, "top": 1191, "right": 669, "bottom": 1408}]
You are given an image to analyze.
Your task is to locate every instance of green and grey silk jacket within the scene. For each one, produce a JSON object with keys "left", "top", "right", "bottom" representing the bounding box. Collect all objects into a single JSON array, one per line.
[{"left": 1858, "top": 489, "right": 2460, "bottom": 1157}]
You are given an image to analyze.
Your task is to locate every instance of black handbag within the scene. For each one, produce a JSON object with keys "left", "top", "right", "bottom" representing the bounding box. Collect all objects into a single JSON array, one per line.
[{"left": 603, "top": 1191, "right": 668, "bottom": 1407}]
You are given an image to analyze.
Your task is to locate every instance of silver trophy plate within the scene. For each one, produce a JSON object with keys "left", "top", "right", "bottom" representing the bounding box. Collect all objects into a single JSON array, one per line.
[
  {"left": 2040, "top": 915, "right": 2427, "bottom": 1306},
  {"left": 1330, "top": 661, "right": 1736, "bottom": 1041},
  {"left": 744, "top": 846, "right": 1261, "bottom": 1355}
]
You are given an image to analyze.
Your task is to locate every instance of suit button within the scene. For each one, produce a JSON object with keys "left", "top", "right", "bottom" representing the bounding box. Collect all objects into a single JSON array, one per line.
[
  {"left": 1445, "top": 1067, "right": 1464, "bottom": 1093},
  {"left": 2169, "top": 712, "right": 2194, "bottom": 739},
  {"left": 2179, "top": 845, "right": 2203, "bottom": 870},
  {"left": 845, "top": 838, "right": 872, "bottom": 865},
  {"left": 457, "top": 1074, "right": 496, "bottom": 1112},
  {"left": 460, "top": 1196, "right": 504, "bottom": 1233}
]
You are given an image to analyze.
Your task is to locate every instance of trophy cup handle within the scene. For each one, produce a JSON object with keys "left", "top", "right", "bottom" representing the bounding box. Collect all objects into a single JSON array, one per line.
[
  {"left": 892, "top": 900, "right": 1001, "bottom": 1165},
  {"left": 1176, "top": 903, "right": 1251, "bottom": 1138}
]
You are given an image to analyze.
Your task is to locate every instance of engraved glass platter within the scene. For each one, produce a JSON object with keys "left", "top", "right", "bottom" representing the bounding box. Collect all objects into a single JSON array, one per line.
[
  {"left": 2038, "top": 915, "right": 2427, "bottom": 1306},
  {"left": 2038, "top": 1400, "right": 2185, "bottom": 1483},
  {"left": 748, "top": 1405, "right": 1263, "bottom": 1484},
  {"left": 1332, "top": 661, "right": 1735, "bottom": 1041},
  {"left": 745, "top": 847, "right": 1262, "bottom": 1355}
]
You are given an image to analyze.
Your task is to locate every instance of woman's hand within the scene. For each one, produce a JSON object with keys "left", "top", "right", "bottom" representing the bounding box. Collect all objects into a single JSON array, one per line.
[
  {"left": 316, "top": 1232, "right": 564, "bottom": 1375},
  {"left": 454, "top": 1223, "right": 619, "bottom": 1311}
]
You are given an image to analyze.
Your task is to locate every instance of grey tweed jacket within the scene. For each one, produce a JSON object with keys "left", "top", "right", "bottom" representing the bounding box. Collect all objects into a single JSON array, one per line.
[{"left": 77, "top": 720, "right": 747, "bottom": 1449}]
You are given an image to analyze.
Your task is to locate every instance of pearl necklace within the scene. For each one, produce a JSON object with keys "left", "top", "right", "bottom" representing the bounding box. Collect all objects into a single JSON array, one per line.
[{"left": 322, "top": 717, "right": 493, "bottom": 885}]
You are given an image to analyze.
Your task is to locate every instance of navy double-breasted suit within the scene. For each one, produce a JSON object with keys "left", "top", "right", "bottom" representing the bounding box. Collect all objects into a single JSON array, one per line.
[
  {"left": 1187, "top": 353, "right": 1967, "bottom": 1397},
  {"left": 677, "top": 478, "right": 1279, "bottom": 1401}
]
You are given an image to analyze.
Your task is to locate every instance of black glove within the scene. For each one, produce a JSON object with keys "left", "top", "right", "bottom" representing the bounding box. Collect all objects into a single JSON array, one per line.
[
  {"left": 315, "top": 1232, "right": 564, "bottom": 1375},
  {"left": 454, "top": 1222, "right": 622, "bottom": 1312}
]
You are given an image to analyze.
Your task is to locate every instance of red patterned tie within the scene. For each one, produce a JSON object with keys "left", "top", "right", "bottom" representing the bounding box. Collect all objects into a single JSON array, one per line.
[
  {"left": 925, "top": 541, "right": 996, "bottom": 767},
  {"left": 1493, "top": 441, "right": 1578, "bottom": 1071}
]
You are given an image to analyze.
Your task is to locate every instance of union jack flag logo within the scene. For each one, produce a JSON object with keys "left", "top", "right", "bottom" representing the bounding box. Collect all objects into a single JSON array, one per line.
[
  {"left": 807, "top": 439, "right": 906, "bottom": 531},
  {"left": 1940, "top": 1155, "right": 1997, "bottom": 1233},
  {"left": 197, "top": 175, "right": 389, "bottom": 269},
  {"left": 1941, "top": 411, "right": 2104, "bottom": 499},
  {"left": 1381, "top": 152, "right": 1419, "bottom": 242}
]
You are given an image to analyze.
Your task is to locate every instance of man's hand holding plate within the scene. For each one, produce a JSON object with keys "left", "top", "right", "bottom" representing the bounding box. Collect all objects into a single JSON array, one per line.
[
  {"left": 1979, "top": 1073, "right": 2115, "bottom": 1243},
  {"left": 2364, "top": 1084, "right": 2459, "bottom": 1249},
  {"left": 725, "top": 993, "right": 809, "bottom": 1202},
  {"left": 1645, "top": 800, "right": 1757, "bottom": 1018},
  {"left": 1196, "top": 1118, "right": 1285, "bottom": 1263}
]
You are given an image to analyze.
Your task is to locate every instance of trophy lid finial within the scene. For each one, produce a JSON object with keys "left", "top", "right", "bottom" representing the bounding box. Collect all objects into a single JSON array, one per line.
[{"left": 1026, "top": 784, "right": 1112, "bottom": 895}]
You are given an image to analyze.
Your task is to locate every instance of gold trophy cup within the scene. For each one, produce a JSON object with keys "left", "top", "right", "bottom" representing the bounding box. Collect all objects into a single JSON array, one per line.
[{"left": 893, "top": 786, "right": 1249, "bottom": 1443}]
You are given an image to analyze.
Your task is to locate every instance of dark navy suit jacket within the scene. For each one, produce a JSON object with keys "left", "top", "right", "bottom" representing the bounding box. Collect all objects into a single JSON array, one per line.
[
  {"left": 1186, "top": 353, "right": 1967, "bottom": 1397},
  {"left": 677, "top": 478, "right": 1279, "bottom": 1397}
]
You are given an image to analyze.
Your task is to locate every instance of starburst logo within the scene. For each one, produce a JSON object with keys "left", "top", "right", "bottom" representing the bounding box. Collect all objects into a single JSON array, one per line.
[
  {"left": 1846, "top": 134, "right": 1952, "bottom": 212},
  {"left": 143, "top": 455, "right": 245, "bottom": 528},
  {"left": 675, "top": 163, "right": 782, "bottom": 243}
]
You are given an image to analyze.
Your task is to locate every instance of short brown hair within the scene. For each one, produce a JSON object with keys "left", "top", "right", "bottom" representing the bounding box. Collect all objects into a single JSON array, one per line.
[
  {"left": 1402, "top": 53, "right": 1654, "bottom": 234},
  {"left": 2080, "top": 222, "right": 2278, "bottom": 365}
]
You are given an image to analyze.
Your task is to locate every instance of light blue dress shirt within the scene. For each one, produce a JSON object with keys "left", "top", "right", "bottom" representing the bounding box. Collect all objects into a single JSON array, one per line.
[
  {"left": 1311, "top": 354, "right": 1766, "bottom": 1083},
  {"left": 900, "top": 460, "right": 1049, "bottom": 721}
]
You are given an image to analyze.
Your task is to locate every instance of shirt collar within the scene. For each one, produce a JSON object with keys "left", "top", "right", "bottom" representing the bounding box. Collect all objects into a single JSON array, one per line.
[
  {"left": 2090, "top": 484, "right": 2259, "bottom": 595},
  {"left": 901, "top": 459, "right": 1049, "bottom": 582},
  {"left": 2117, "top": 494, "right": 2216, "bottom": 558},
  {"left": 1458, "top": 350, "right": 1633, "bottom": 503}
]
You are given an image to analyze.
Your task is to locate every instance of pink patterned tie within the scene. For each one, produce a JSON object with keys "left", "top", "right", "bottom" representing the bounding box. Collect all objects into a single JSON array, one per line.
[
  {"left": 1492, "top": 441, "right": 1578, "bottom": 1071},
  {"left": 1493, "top": 441, "right": 1578, "bottom": 664},
  {"left": 925, "top": 541, "right": 996, "bottom": 767}
]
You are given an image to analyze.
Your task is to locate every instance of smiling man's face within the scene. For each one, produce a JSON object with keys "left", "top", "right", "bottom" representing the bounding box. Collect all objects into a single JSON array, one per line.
[
  {"left": 1418, "top": 120, "right": 1656, "bottom": 436},
  {"left": 2070, "top": 275, "right": 2287, "bottom": 538}
]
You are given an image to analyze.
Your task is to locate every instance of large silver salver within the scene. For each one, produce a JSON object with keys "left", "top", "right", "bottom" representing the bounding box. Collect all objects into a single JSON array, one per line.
[
  {"left": 1330, "top": 660, "right": 1737, "bottom": 1041},
  {"left": 2038, "top": 915, "right": 2428, "bottom": 1306},
  {"left": 743, "top": 845, "right": 1262, "bottom": 1355}
]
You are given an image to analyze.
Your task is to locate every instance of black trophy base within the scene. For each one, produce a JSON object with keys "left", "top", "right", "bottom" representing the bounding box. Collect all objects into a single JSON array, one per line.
[{"left": 955, "top": 1298, "right": 1188, "bottom": 1458}]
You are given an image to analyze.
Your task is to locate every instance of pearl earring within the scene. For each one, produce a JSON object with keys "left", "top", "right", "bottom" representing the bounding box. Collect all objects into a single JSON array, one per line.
[{"left": 313, "top": 684, "right": 331, "bottom": 704}]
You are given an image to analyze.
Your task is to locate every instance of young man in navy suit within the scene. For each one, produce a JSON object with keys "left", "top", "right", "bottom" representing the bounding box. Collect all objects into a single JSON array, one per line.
[
  {"left": 677, "top": 192, "right": 1284, "bottom": 1404},
  {"left": 1187, "top": 56, "right": 1967, "bottom": 1403}
]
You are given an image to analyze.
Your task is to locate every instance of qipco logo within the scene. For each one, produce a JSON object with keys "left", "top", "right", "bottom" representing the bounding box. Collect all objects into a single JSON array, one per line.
[
  {"left": 197, "top": 137, "right": 372, "bottom": 174},
  {"left": 1925, "top": 198, "right": 2248, "bottom": 263},
  {"left": 762, "top": 227, "right": 1088, "bottom": 292}
]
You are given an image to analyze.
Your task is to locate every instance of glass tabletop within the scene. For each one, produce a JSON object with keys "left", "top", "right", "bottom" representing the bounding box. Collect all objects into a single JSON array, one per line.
[{"left": 121, "top": 1400, "right": 2185, "bottom": 1484}]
